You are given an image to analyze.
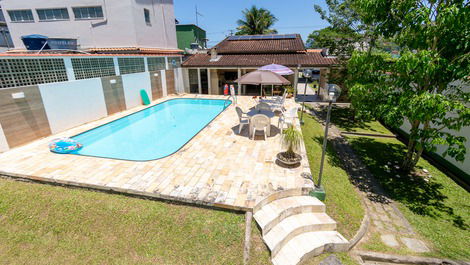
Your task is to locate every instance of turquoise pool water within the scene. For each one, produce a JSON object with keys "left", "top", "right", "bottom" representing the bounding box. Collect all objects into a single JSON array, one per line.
[{"left": 71, "top": 98, "right": 231, "bottom": 161}]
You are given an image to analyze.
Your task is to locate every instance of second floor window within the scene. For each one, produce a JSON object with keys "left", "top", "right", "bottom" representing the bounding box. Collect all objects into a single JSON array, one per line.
[
  {"left": 72, "top": 6, "right": 103, "bottom": 20},
  {"left": 144, "top": 9, "right": 151, "bottom": 25},
  {"left": 8, "top": 10, "right": 34, "bottom": 22},
  {"left": 37, "top": 8, "right": 69, "bottom": 21}
]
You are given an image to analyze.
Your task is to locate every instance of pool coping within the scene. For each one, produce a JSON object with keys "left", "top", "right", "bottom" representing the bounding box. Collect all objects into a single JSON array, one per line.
[
  {"left": 0, "top": 95, "right": 314, "bottom": 212},
  {"left": 68, "top": 97, "right": 233, "bottom": 162}
]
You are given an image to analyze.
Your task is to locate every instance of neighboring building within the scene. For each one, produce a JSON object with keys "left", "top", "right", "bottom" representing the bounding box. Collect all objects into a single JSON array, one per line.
[
  {"left": 0, "top": 6, "right": 14, "bottom": 52},
  {"left": 176, "top": 24, "right": 207, "bottom": 53},
  {"left": 182, "top": 34, "right": 336, "bottom": 95},
  {"left": 0, "top": 0, "right": 180, "bottom": 54}
]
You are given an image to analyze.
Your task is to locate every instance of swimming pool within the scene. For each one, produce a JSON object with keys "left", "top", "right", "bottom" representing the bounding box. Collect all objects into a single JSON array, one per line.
[{"left": 70, "top": 98, "right": 231, "bottom": 161}]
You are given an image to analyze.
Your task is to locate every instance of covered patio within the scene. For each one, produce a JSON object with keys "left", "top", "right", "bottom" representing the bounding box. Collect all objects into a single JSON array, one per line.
[{"left": 182, "top": 34, "right": 336, "bottom": 97}]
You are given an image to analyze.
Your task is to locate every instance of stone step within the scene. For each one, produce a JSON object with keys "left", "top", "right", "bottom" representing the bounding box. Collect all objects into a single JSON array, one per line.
[
  {"left": 253, "top": 196, "right": 325, "bottom": 235},
  {"left": 264, "top": 212, "right": 337, "bottom": 257},
  {"left": 271, "top": 231, "right": 349, "bottom": 265}
]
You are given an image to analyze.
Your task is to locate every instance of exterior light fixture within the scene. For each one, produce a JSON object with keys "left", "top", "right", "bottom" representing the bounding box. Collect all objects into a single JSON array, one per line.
[{"left": 310, "top": 84, "right": 342, "bottom": 201}]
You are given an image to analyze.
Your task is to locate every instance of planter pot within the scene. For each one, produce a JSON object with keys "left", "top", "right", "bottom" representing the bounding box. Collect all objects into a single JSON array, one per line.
[{"left": 276, "top": 152, "right": 302, "bottom": 168}]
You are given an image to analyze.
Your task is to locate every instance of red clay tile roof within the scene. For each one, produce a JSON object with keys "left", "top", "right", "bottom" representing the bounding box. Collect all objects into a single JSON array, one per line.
[
  {"left": 0, "top": 53, "right": 181, "bottom": 57},
  {"left": 182, "top": 52, "right": 337, "bottom": 67},
  {"left": 87, "top": 47, "right": 183, "bottom": 54},
  {"left": 214, "top": 34, "right": 305, "bottom": 54}
]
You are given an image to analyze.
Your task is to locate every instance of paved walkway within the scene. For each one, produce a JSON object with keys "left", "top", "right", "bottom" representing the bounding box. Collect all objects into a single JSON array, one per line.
[{"left": 308, "top": 104, "right": 430, "bottom": 254}]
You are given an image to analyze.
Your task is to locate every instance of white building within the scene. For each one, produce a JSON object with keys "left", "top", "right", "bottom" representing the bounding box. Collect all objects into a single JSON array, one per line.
[{"left": 0, "top": 0, "right": 178, "bottom": 51}]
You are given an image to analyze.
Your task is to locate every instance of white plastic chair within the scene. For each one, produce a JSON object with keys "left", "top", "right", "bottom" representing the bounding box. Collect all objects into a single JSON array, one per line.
[
  {"left": 250, "top": 114, "right": 270, "bottom": 140},
  {"left": 235, "top": 106, "right": 249, "bottom": 134},
  {"left": 229, "top": 85, "right": 237, "bottom": 105},
  {"left": 278, "top": 107, "right": 298, "bottom": 132},
  {"left": 256, "top": 102, "right": 272, "bottom": 111},
  {"left": 270, "top": 92, "right": 287, "bottom": 112}
]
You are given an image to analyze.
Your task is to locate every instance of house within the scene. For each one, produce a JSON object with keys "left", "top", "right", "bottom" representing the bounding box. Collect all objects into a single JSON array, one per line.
[
  {"left": 0, "top": 6, "right": 14, "bottom": 52},
  {"left": 0, "top": 0, "right": 180, "bottom": 55},
  {"left": 176, "top": 24, "right": 207, "bottom": 53},
  {"left": 181, "top": 34, "right": 337, "bottom": 95}
]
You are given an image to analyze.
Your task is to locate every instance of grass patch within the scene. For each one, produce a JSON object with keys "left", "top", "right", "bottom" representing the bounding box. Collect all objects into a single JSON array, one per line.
[
  {"left": 0, "top": 178, "right": 271, "bottom": 265},
  {"left": 300, "top": 112, "right": 365, "bottom": 239},
  {"left": 316, "top": 106, "right": 392, "bottom": 135},
  {"left": 346, "top": 136, "right": 470, "bottom": 260}
]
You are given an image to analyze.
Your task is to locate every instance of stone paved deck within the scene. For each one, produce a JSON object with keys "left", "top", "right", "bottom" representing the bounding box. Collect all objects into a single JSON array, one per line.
[{"left": 0, "top": 95, "right": 313, "bottom": 211}]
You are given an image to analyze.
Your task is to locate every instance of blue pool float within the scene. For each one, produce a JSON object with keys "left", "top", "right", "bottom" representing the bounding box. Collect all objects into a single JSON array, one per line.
[{"left": 49, "top": 138, "right": 83, "bottom": 154}]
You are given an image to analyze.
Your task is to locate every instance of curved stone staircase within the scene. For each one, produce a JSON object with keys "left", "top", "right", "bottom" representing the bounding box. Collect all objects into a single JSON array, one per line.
[{"left": 253, "top": 189, "right": 349, "bottom": 265}]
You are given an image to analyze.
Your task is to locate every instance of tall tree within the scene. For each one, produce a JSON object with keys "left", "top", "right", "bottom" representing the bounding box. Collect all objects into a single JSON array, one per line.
[
  {"left": 235, "top": 6, "right": 278, "bottom": 35},
  {"left": 348, "top": 0, "right": 470, "bottom": 171},
  {"left": 307, "top": 0, "right": 373, "bottom": 57}
]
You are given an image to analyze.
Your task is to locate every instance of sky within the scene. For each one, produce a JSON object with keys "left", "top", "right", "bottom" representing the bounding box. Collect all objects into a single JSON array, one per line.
[{"left": 174, "top": 0, "right": 330, "bottom": 47}]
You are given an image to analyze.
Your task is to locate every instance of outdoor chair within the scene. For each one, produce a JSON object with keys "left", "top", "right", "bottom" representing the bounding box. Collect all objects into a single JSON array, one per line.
[
  {"left": 270, "top": 92, "right": 287, "bottom": 112},
  {"left": 250, "top": 114, "right": 270, "bottom": 140},
  {"left": 279, "top": 107, "right": 298, "bottom": 132},
  {"left": 256, "top": 102, "right": 272, "bottom": 111},
  {"left": 235, "top": 106, "right": 249, "bottom": 134},
  {"left": 229, "top": 86, "right": 237, "bottom": 105}
]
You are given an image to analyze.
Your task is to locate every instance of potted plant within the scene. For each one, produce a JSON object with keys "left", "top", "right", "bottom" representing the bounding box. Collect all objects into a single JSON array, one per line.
[{"left": 277, "top": 125, "right": 302, "bottom": 167}]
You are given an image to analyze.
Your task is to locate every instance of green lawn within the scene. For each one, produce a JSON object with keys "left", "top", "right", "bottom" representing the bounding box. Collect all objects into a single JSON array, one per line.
[
  {"left": 317, "top": 106, "right": 393, "bottom": 135},
  {"left": 300, "top": 112, "right": 365, "bottom": 240},
  {"left": 0, "top": 178, "right": 271, "bottom": 265},
  {"left": 346, "top": 136, "right": 470, "bottom": 260}
]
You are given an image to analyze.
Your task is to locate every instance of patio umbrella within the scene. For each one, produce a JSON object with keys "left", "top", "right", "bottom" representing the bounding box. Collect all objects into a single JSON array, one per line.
[
  {"left": 258, "top": 64, "right": 294, "bottom": 75},
  {"left": 236, "top": 70, "right": 291, "bottom": 96}
]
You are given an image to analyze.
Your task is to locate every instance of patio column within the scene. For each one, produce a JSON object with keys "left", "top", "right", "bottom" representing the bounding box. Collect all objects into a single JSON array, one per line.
[
  {"left": 293, "top": 68, "right": 299, "bottom": 97},
  {"left": 237, "top": 68, "right": 241, "bottom": 95},
  {"left": 319, "top": 68, "right": 329, "bottom": 99},
  {"left": 197, "top": 68, "right": 202, "bottom": 94},
  {"left": 207, "top": 68, "right": 212, "bottom": 95}
]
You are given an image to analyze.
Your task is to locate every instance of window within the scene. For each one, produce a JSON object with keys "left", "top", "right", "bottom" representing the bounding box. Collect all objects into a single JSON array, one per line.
[
  {"left": 37, "top": 8, "right": 69, "bottom": 21},
  {"left": 0, "top": 58, "right": 68, "bottom": 88},
  {"left": 72, "top": 6, "right": 103, "bottom": 20},
  {"left": 147, "top": 57, "right": 165, "bottom": 71},
  {"left": 7, "top": 10, "right": 34, "bottom": 22},
  {"left": 71, "top": 58, "right": 116, "bottom": 80},
  {"left": 118, "top": 58, "right": 145, "bottom": 75},
  {"left": 144, "top": 8, "right": 151, "bottom": 25},
  {"left": 167, "top": 57, "right": 181, "bottom": 69}
]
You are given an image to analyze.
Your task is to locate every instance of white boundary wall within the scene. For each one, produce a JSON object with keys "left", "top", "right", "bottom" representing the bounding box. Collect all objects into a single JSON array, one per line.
[
  {"left": 39, "top": 78, "right": 108, "bottom": 134},
  {"left": 122, "top": 72, "right": 152, "bottom": 109}
]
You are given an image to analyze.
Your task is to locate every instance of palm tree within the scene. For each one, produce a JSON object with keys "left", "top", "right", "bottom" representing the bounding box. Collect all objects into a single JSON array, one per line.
[{"left": 235, "top": 6, "right": 278, "bottom": 35}]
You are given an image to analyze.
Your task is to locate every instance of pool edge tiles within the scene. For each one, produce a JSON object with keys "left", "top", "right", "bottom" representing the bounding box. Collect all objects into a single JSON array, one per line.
[{"left": 69, "top": 98, "right": 232, "bottom": 161}]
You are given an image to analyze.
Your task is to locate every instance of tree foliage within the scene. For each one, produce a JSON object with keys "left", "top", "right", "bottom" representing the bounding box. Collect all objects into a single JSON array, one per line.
[
  {"left": 348, "top": 0, "right": 470, "bottom": 171},
  {"left": 235, "top": 6, "right": 278, "bottom": 35}
]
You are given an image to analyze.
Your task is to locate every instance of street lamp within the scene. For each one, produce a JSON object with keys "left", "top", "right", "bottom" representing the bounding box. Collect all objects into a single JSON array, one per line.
[
  {"left": 299, "top": 69, "right": 312, "bottom": 125},
  {"left": 311, "top": 84, "right": 341, "bottom": 201}
]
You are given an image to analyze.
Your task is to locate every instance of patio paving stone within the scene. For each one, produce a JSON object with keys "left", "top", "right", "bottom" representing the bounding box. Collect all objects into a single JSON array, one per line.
[{"left": 0, "top": 95, "right": 313, "bottom": 211}]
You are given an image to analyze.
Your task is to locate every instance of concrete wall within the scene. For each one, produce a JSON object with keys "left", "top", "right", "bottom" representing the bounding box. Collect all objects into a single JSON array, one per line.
[
  {"left": 0, "top": 68, "right": 182, "bottom": 152},
  {"left": 122, "top": 72, "right": 152, "bottom": 109},
  {"left": 0, "top": 85, "right": 52, "bottom": 148},
  {"left": 400, "top": 119, "right": 470, "bottom": 174},
  {"left": 39, "top": 78, "right": 108, "bottom": 134},
  {"left": 1, "top": 0, "right": 177, "bottom": 49},
  {"left": 0, "top": 123, "right": 9, "bottom": 153}
]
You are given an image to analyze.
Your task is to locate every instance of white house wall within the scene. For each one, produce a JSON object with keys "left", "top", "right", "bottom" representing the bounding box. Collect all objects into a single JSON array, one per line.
[
  {"left": 39, "top": 78, "right": 107, "bottom": 134},
  {"left": 1, "top": 0, "right": 177, "bottom": 50}
]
